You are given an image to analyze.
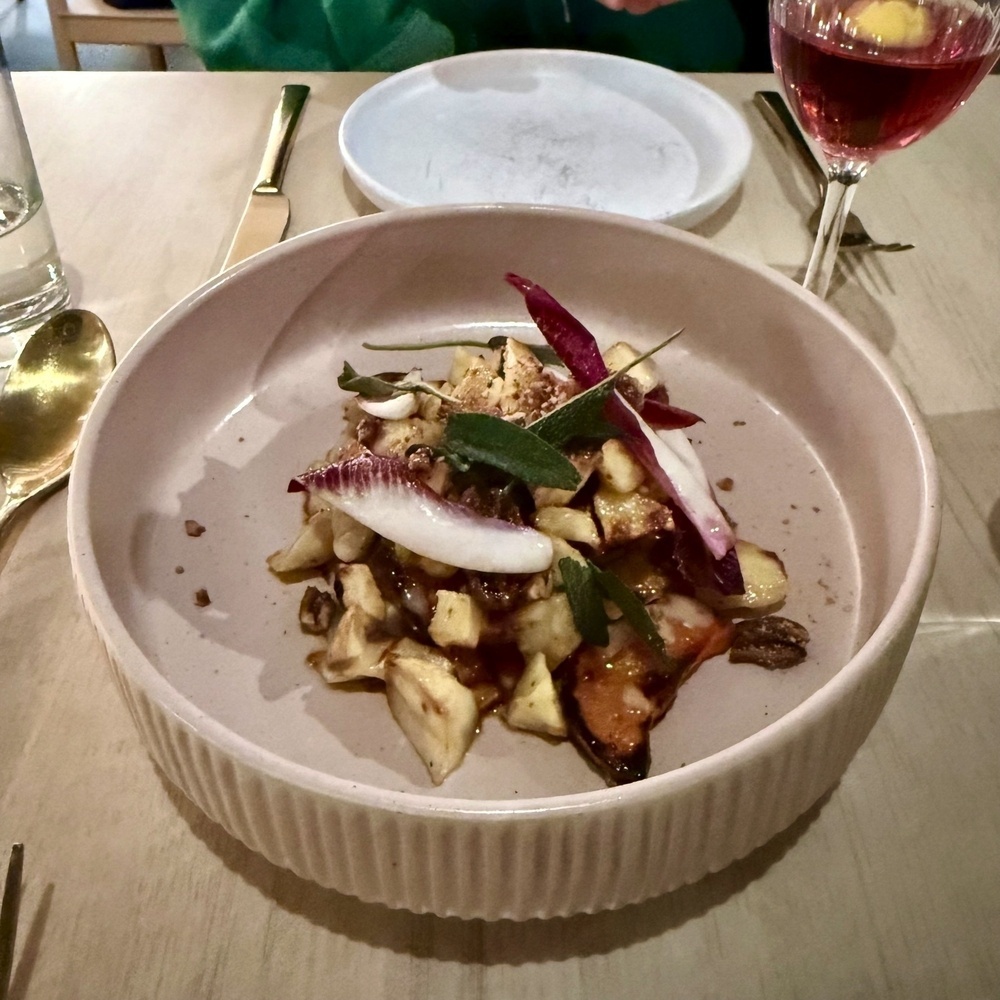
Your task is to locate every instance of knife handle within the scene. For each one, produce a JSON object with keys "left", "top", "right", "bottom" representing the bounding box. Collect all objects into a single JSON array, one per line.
[
  {"left": 253, "top": 84, "right": 310, "bottom": 194},
  {"left": 753, "top": 90, "right": 828, "bottom": 196}
]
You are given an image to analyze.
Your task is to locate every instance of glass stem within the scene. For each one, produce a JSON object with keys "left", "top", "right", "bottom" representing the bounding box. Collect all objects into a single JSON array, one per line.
[{"left": 803, "top": 166, "right": 865, "bottom": 299}]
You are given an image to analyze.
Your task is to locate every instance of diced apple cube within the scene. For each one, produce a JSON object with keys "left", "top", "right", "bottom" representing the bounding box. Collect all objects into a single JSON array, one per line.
[
  {"left": 512, "top": 592, "right": 582, "bottom": 669},
  {"left": 533, "top": 506, "right": 601, "bottom": 548},
  {"left": 428, "top": 591, "right": 485, "bottom": 649},
  {"left": 506, "top": 652, "right": 567, "bottom": 738},
  {"left": 598, "top": 439, "right": 646, "bottom": 494},
  {"left": 267, "top": 511, "right": 334, "bottom": 573},
  {"left": 385, "top": 649, "right": 479, "bottom": 784},
  {"left": 602, "top": 341, "right": 659, "bottom": 394}
]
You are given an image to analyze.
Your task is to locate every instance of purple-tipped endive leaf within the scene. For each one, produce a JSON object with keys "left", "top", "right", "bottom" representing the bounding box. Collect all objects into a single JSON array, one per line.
[
  {"left": 506, "top": 274, "right": 737, "bottom": 565},
  {"left": 289, "top": 454, "right": 553, "bottom": 574}
]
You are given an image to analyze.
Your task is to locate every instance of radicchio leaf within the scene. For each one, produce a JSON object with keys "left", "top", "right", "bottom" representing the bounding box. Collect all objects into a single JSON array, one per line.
[
  {"left": 506, "top": 275, "right": 741, "bottom": 587},
  {"left": 640, "top": 385, "right": 703, "bottom": 430},
  {"left": 289, "top": 453, "right": 553, "bottom": 574}
]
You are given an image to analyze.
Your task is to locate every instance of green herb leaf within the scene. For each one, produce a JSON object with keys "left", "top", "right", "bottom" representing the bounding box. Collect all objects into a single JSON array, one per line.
[
  {"left": 362, "top": 337, "right": 564, "bottom": 367},
  {"left": 338, "top": 362, "right": 457, "bottom": 404},
  {"left": 558, "top": 558, "right": 610, "bottom": 647},
  {"left": 591, "top": 565, "right": 673, "bottom": 669},
  {"left": 337, "top": 361, "right": 402, "bottom": 401},
  {"left": 442, "top": 412, "right": 582, "bottom": 489},
  {"left": 529, "top": 379, "right": 620, "bottom": 448}
]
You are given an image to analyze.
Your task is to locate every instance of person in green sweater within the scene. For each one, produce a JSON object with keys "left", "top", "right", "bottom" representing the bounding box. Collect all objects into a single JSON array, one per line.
[{"left": 171, "top": 0, "right": 761, "bottom": 74}]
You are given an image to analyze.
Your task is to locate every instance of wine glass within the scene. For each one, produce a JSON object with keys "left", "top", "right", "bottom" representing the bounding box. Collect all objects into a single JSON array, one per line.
[{"left": 770, "top": 0, "right": 1000, "bottom": 298}]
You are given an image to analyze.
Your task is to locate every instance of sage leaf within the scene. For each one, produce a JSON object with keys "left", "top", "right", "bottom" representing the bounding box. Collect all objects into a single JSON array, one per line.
[
  {"left": 591, "top": 565, "right": 672, "bottom": 669},
  {"left": 529, "top": 379, "right": 619, "bottom": 448},
  {"left": 558, "top": 558, "right": 610, "bottom": 647},
  {"left": 442, "top": 412, "right": 582, "bottom": 489},
  {"left": 338, "top": 362, "right": 456, "bottom": 404},
  {"left": 337, "top": 362, "right": 402, "bottom": 401}
]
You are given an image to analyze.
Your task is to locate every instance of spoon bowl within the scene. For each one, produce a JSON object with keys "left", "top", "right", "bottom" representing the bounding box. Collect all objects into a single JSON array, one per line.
[{"left": 0, "top": 309, "right": 115, "bottom": 537}]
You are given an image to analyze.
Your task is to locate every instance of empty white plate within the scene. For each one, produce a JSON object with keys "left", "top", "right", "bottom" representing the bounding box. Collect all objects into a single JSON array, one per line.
[{"left": 339, "top": 49, "right": 752, "bottom": 227}]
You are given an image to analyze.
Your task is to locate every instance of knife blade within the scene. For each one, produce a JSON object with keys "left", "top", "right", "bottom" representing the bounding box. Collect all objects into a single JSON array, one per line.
[{"left": 222, "top": 84, "right": 310, "bottom": 271}]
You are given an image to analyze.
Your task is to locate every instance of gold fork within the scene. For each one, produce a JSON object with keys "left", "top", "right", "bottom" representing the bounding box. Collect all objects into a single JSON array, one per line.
[{"left": 754, "top": 90, "right": 915, "bottom": 253}]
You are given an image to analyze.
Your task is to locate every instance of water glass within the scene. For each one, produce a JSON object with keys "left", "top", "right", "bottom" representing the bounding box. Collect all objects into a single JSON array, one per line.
[{"left": 0, "top": 37, "right": 69, "bottom": 356}]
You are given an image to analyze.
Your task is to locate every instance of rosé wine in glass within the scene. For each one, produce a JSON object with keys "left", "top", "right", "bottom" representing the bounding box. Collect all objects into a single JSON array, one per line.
[{"left": 769, "top": 0, "right": 1000, "bottom": 297}]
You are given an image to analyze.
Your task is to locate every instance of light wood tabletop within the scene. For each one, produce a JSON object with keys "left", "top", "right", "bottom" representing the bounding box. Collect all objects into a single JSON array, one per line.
[{"left": 1, "top": 70, "right": 999, "bottom": 999}]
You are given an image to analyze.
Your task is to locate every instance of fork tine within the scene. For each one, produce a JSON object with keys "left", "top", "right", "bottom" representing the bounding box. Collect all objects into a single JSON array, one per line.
[{"left": 850, "top": 242, "right": 915, "bottom": 253}]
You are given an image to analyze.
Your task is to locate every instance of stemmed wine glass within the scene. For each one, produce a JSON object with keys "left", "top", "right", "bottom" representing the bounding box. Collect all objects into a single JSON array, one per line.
[{"left": 770, "top": 0, "right": 1000, "bottom": 298}]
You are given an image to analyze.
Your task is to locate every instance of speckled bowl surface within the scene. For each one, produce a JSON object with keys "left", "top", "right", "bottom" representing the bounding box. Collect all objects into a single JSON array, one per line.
[{"left": 68, "top": 205, "right": 939, "bottom": 920}]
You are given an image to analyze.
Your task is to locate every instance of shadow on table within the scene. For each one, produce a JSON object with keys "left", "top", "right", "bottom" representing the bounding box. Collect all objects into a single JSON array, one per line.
[
  {"left": 920, "top": 407, "right": 1000, "bottom": 624},
  {"left": 6, "top": 882, "right": 54, "bottom": 1000},
  {"left": 157, "top": 766, "right": 833, "bottom": 962}
]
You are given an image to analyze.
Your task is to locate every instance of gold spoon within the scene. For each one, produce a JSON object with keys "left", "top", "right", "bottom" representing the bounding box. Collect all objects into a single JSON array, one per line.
[{"left": 0, "top": 310, "right": 115, "bottom": 538}]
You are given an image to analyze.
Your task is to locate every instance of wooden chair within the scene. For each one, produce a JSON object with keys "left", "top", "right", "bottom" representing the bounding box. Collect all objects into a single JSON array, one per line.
[{"left": 43, "top": 0, "right": 186, "bottom": 70}]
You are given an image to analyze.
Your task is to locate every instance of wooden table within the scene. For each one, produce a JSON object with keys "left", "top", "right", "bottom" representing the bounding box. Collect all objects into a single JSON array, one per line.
[{"left": 2, "top": 71, "right": 999, "bottom": 999}]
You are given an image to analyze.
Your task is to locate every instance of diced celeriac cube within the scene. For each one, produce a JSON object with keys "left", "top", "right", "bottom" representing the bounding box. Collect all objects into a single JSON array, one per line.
[
  {"left": 598, "top": 439, "right": 646, "bottom": 494},
  {"left": 266, "top": 511, "right": 334, "bottom": 573},
  {"left": 428, "top": 590, "right": 485, "bottom": 649},
  {"left": 506, "top": 652, "right": 567, "bottom": 738},
  {"left": 533, "top": 506, "right": 601, "bottom": 548},
  {"left": 512, "top": 592, "right": 582, "bottom": 669},
  {"left": 385, "top": 647, "right": 479, "bottom": 784},
  {"left": 322, "top": 606, "right": 392, "bottom": 682},
  {"left": 337, "top": 562, "right": 386, "bottom": 620}
]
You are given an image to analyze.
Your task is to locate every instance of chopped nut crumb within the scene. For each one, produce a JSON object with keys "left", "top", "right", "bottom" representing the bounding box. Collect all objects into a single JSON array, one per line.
[
  {"left": 174, "top": 566, "right": 185, "bottom": 574},
  {"left": 194, "top": 588, "right": 211, "bottom": 607},
  {"left": 185, "top": 520, "right": 206, "bottom": 537},
  {"left": 716, "top": 477, "right": 734, "bottom": 492}
]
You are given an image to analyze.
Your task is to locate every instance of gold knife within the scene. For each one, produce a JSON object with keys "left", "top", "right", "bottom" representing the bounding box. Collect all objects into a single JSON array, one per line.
[{"left": 222, "top": 84, "right": 310, "bottom": 271}]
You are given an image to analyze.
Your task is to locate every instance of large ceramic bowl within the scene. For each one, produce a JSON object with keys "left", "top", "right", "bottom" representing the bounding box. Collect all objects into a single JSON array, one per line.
[{"left": 68, "top": 205, "right": 939, "bottom": 920}]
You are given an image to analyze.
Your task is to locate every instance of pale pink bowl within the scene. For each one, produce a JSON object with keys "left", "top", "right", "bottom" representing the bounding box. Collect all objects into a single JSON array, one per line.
[{"left": 68, "top": 205, "right": 939, "bottom": 920}]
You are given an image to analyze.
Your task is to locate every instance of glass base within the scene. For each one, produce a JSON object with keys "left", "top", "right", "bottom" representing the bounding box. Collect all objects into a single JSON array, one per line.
[{"left": 0, "top": 271, "right": 70, "bottom": 368}]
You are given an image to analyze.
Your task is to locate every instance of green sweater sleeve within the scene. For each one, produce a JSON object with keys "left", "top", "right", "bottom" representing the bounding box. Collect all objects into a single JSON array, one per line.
[
  {"left": 172, "top": 0, "right": 458, "bottom": 71},
  {"left": 173, "top": 0, "right": 744, "bottom": 73}
]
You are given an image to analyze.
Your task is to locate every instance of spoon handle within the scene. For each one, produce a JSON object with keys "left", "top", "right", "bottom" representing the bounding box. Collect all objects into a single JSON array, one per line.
[
  {"left": 0, "top": 492, "right": 23, "bottom": 541},
  {"left": 0, "top": 470, "right": 69, "bottom": 543}
]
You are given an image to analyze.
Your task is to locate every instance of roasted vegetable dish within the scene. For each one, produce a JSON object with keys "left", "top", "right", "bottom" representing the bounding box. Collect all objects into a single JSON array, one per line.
[{"left": 269, "top": 275, "right": 808, "bottom": 785}]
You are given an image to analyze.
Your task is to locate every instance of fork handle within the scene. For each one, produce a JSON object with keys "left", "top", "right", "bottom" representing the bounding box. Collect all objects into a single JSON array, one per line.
[{"left": 753, "top": 91, "right": 828, "bottom": 195}]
